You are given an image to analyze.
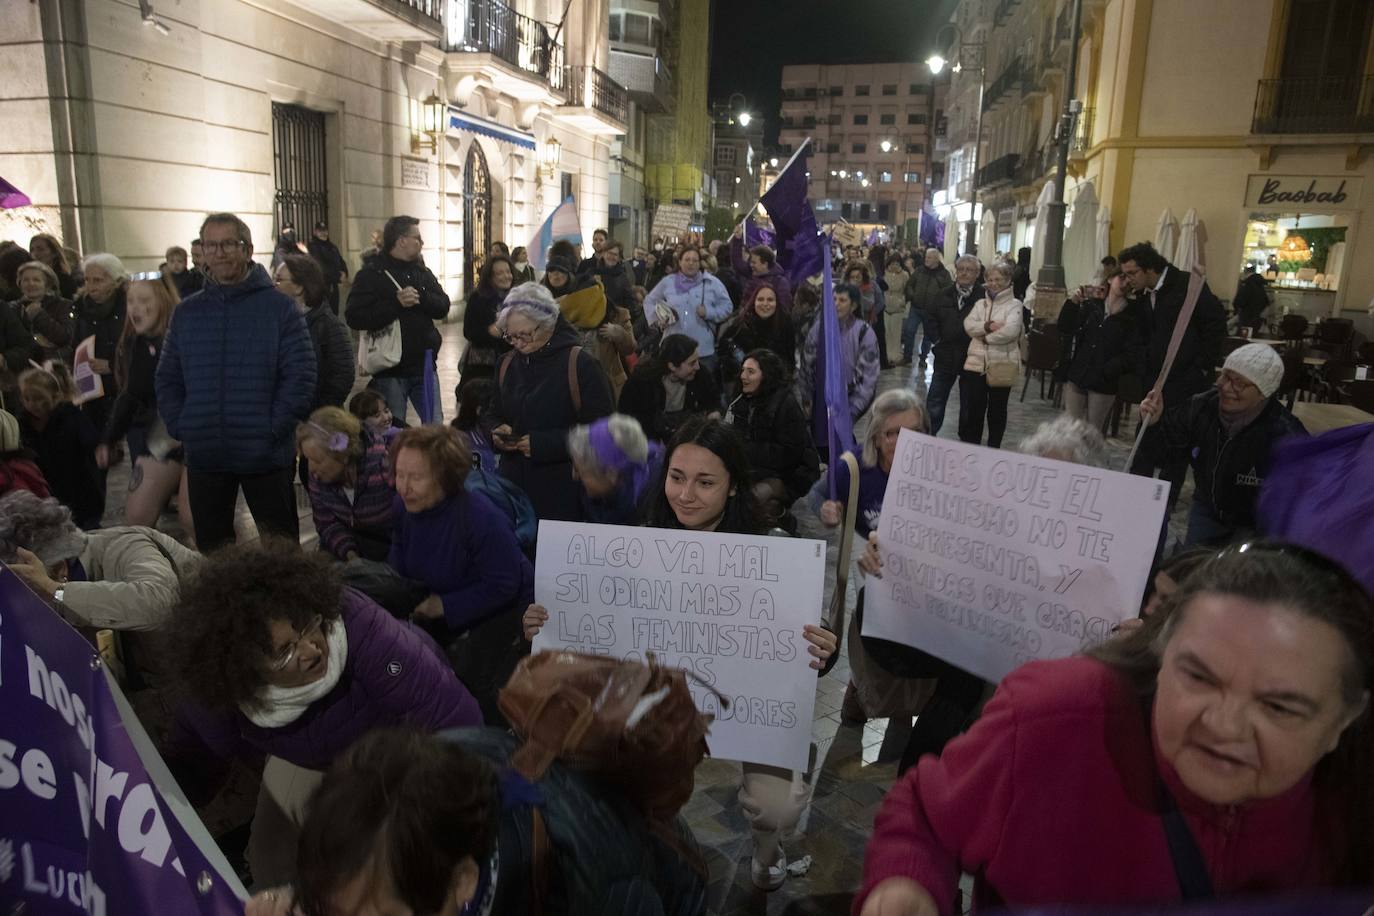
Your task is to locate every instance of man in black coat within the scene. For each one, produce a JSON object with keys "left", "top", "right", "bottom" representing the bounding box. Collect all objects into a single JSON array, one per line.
[
  {"left": 926, "top": 254, "right": 983, "bottom": 436},
  {"left": 345, "top": 215, "right": 450, "bottom": 423},
  {"left": 308, "top": 221, "right": 349, "bottom": 315},
  {"left": 1118, "top": 241, "right": 1227, "bottom": 480}
]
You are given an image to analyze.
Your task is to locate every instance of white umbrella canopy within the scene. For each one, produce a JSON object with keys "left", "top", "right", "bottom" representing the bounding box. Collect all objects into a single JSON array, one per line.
[
  {"left": 1155, "top": 207, "right": 1179, "bottom": 262},
  {"left": 943, "top": 208, "right": 960, "bottom": 262},
  {"left": 1095, "top": 204, "right": 1112, "bottom": 273},
  {"left": 1029, "top": 180, "right": 1057, "bottom": 279},
  {"left": 1063, "top": 181, "right": 1100, "bottom": 289},
  {"left": 978, "top": 209, "right": 997, "bottom": 262},
  {"left": 1175, "top": 207, "right": 1203, "bottom": 274}
]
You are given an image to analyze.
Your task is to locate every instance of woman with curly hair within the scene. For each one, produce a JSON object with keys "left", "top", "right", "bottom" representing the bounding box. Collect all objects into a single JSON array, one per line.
[{"left": 162, "top": 540, "right": 482, "bottom": 888}]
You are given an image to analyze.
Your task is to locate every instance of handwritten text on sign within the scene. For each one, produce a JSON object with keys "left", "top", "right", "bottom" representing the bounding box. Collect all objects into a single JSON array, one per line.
[
  {"left": 863, "top": 431, "right": 1167, "bottom": 683},
  {"left": 533, "top": 521, "right": 825, "bottom": 771}
]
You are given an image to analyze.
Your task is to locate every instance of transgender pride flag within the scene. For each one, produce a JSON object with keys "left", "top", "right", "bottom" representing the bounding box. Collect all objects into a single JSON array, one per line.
[{"left": 527, "top": 196, "right": 583, "bottom": 272}]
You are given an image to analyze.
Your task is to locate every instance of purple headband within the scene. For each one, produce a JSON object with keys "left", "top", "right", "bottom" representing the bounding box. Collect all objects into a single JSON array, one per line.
[{"left": 308, "top": 421, "right": 349, "bottom": 453}]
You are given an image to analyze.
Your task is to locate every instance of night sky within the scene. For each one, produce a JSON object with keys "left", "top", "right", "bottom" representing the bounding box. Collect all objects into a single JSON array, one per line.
[{"left": 708, "top": 0, "right": 961, "bottom": 145}]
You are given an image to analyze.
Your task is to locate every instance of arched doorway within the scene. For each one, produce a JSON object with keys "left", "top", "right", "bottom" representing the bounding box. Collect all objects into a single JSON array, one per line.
[{"left": 463, "top": 143, "right": 492, "bottom": 296}]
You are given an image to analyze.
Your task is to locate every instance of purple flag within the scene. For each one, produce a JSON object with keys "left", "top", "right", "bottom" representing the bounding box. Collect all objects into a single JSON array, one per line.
[
  {"left": 743, "top": 216, "right": 775, "bottom": 251},
  {"left": 919, "top": 205, "right": 945, "bottom": 250},
  {"left": 817, "top": 233, "right": 857, "bottom": 497},
  {"left": 867, "top": 228, "right": 880, "bottom": 246},
  {"left": 1258, "top": 422, "right": 1374, "bottom": 595},
  {"left": 0, "top": 568, "right": 247, "bottom": 913},
  {"left": 760, "top": 141, "right": 824, "bottom": 287},
  {"left": 0, "top": 175, "right": 31, "bottom": 209}
]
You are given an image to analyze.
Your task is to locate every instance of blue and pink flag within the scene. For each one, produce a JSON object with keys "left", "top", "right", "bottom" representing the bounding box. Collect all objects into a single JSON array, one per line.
[
  {"left": 526, "top": 196, "right": 583, "bottom": 273},
  {"left": 816, "top": 230, "right": 858, "bottom": 496},
  {"left": 760, "top": 141, "right": 824, "bottom": 287}
]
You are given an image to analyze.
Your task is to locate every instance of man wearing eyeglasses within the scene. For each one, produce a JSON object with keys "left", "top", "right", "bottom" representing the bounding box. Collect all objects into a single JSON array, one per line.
[
  {"left": 345, "top": 215, "right": 450, "bottom": 422},
  {"left": 156, "top": 212, "right": 317, "bottom": 551},
  {"left": 1138, "top": 343, "right": 1306, "bottom": 547}
]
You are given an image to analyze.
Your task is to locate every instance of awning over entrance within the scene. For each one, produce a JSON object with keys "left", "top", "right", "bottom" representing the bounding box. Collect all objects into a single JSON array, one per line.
[{"left": 447, "top": 107, "right": 536, "bottom": 152}]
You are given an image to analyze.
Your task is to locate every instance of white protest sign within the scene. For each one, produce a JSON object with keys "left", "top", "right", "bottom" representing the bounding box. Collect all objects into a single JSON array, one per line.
[
  {"left": 863, "top": 431, "right": 1168, "bottom": 684},
  {"left": 533, "top": 520, "right": 825, "bottom": 771},
  {"left": 652, "top": 203, "right": 692, "bottom": 238}
]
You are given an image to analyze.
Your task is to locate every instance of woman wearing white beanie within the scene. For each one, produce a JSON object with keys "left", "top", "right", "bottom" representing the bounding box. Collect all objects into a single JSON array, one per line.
[{"left": 1139, "top": 343, "right": 1307, "bottom": 547}]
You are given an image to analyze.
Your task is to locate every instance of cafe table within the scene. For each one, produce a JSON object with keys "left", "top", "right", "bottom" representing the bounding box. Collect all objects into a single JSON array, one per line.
[{"left": 1291, "top": 402, "right": 1374, "bottom": 435}]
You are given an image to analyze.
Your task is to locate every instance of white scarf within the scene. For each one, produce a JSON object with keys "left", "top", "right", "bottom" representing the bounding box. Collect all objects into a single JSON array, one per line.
[{"left": 242, "top": 621, "right": 349, "bottom": 729}]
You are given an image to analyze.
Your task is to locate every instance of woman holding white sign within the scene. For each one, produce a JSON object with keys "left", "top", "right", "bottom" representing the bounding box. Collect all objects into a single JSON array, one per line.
[
  {"left": 524, "top": 416, "right": 839, "bottom": 892},
  {"left": 857, "top": 543, "right": 1374, "bottom": 915}
]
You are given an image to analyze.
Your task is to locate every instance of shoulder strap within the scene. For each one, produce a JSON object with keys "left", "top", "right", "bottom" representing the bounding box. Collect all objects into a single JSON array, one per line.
[
  {"left": 566, "top": 345, "right": 582, "bottom": 415},
  {"left": 498, "top": 350, "right": 515, "bottom": 387},
  {"left": 1142, "top": 698, "right": 1214, "bottom": 901}
]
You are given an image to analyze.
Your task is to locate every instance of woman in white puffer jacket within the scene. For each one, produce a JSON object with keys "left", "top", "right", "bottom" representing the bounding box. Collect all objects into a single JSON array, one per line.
[{"left": 959, "top": 260, "right": 1023, "bottom": 448}]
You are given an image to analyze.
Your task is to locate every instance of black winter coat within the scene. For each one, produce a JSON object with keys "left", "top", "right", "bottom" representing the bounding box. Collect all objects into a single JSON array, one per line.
[
  {"left": 345, "top": 254, "right": 449, "bottom": 378},
  {"left": 105, "top": 333, "right": 163, "bottom": 445},
  {"left": 305, "top": 304, "right": 355, "bottom": 408},
  {"left": 1152, "top": 389, "right": 1307, "bottom": 532},
  {"left": 490, "top": 321, "right": 614, "bottom": 522},
  {"left": 1058, "top": 298, "right": 1144, "bottom": 395},
  {"left": 462, "top": 286, "right": 513, "bottom": 376},
  {"left": 21, "top": 403, "right": 103, "bottom": 528},
  {"left": 15, "top": 295, "right": 74, "bottom": 364},
  {"left": 308, "top": 237, "right": 349, "bottom": 284},
  {"left": 1130, "top": 265, "right": 1227, "bottom": 406},
  {"left": 618, "top": 365, "right": 720, "bottom": 444},
  {"left": 931, "top": 282, "right": 984, "bottom": 376},
  {"left": 1232, "top": 274, "right": 1270, "bottom": 331},
  {"left": 720, "top": 314, "right": 797, "bottom": 371},
  {"left": 74, "top": 287, "right": 126, "bottom": 396},
  {"left": 593, "top": 261, "right": 636, "bottom": 313},
  {"left": 726, "top": 383, "right": 819, "bottom": 500}
]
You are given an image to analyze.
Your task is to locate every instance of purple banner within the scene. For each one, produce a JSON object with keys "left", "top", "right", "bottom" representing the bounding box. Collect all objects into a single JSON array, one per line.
[
  {"left": 919, "top": 205, "right": 945, "bottom": 251},
  {"left": 760, "top": 142, "right": 824, "bottom": 287},
  {"left": 819, "top": 231, "right": 857, "bottom": 498},
  {"left": 743, "top": 216, "right": 775, "bottom": 252},
  {"left": 0, "top": 567, "right": 246, "bottom": 914}
]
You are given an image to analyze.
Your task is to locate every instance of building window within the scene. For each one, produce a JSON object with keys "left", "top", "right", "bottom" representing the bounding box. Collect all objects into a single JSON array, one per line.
[
  {"left": 826, "top": 142, "right": 841, "bottom": 153},
  {"left": 828, "top": 113, "right": 841, "bottom": 125},
  {"left": 715, "top": 170, "right": 733, "bottom": 192},
  {"left": 907, "top": 113, "right": 927, "bottom": 125},
  {"left": 860, "top": 203, "right": 872, "bottom": 221},
  {"left": 853, "top": 113, "right": 868, "bottom": 125},
  {"left": 881, "top": 84, "right": 897, "bottom": 95},
  {"left": 623, "top": 12, "right": 651, "bottom": 44},
  {"left": 272, "top": 102, "right": 329, "bottom": 237},
  {"left": 852, "top": 142, "right": 866, "bottom": 153},
  {"left": 879, "top": 171, "right": 892, "bottom": 182},
  {"left": 715, "top": 146, "right": 736, "bottom": 165},
  {"left": 878, "top": 202, "right": 893, "bottom": 222},
  {"left": 609, "top": 13, "right": 620, "bottom": 41},
  {"left": 855, "top": 85, "right": 870, "bottom": 96},
  {"left": 880, "top": 113, "right": 896, "bottom": 125},
  {"left": 829, "top": 85, "right": 843, "bottom": 97},
  {"left": 778, "top": 143, "right": 793, "bottom": 154},
  {"left": 841, "top": 202, "right": 853, "bottom": 219},
  {"left": 909, "top": 83, "right": 928, "bottom": 94},
  {"left": 906, "top": 143, "right": 924, "bottom": 154},
  {"left": 904, "top": 171, "right": 921, "bottom": 183}
]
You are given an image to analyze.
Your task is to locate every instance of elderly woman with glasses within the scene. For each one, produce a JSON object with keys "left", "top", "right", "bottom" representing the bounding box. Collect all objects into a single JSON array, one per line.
[
  {"left": 1139, "top": 342, "right": 1307, "bottom": 548},
  {"left": 488, "top": 281, "right": 614, "bottom": 522},
  {"left": 162, "top": 539, "right": 482, "bottom": 888}
]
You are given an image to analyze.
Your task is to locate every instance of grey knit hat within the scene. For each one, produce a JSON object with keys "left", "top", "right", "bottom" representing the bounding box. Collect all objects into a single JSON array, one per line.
[{"left": 1223, "top": 343, "right": 1285, "bottom": 398}]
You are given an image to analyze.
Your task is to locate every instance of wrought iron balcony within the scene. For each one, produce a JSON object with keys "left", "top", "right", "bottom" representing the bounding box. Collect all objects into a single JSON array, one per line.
[
  {"left": 975, "top": 152, "right": 1022, "bottom": 188},
  {"left": 445, "top": 0, "right": 566, "bottom": 92},
  {"left": 564, "top": 65, "right": 628, "bottom": 125},
  {"left": 982, "top": 57, "right": 1026, "bottom": 112},
  {"left": 284, "top": 0, "right": 442, "bottom": 39},
  {"left": 1251, "top": 76, "right": 1374, "bottom": 135},
  {"left": 1071, "top": 107, "right": 1094, "bottom": 152}
]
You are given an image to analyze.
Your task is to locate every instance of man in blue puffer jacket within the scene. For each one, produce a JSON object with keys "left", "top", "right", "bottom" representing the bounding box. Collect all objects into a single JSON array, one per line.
[{"left": 156, "top": 212, "right": 316, "bottom": 550}]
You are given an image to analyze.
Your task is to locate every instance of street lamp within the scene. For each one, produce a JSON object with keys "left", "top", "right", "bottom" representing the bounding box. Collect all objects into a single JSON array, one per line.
[
  {"left": 880, "top": 139, "right": 893, "bottom": 153},
  {"left": 928, "top": 27, "right": 985, "bottom": 256},
  {"left": 769, "top": 157, "right": 779, "bottom": 167},
  {"left": 410, "top": 92, "right": 445, "bottom": 154},
  {"left": 738, "top": 111, "right": 753, "bottom": 127}
]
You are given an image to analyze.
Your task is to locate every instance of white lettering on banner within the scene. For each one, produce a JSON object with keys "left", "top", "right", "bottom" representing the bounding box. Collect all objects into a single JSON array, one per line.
[
  {"left": 19, "top": 841, "right": 107, "bottom": 914},
  {"left": 532, "top": 521, "right": 825, "bottom": 771},
  {"left": 863, "top": 432, "right": 1167, "bottom": 684}
]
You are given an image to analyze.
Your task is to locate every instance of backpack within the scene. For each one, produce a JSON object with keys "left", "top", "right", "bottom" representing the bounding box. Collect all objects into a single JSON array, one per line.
[{"left": 463, "top": 453, "right": 538, "bottom": 551}]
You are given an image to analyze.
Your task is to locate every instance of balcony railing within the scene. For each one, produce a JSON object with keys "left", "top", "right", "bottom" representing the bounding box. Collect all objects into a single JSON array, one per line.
[
  {"left": 982, "top": 57, "right": 1026, "bottom": 112},
  {"left": 1251, "top": 76, "right": 1374, "bottom": 135},
  {"left": 446, "top": 0, "right": 565, "bottom": 91},
  {"left": 396, "top": 0, "right": 442, "bottom": 19},
  {"left": 566, "top": 65, "right": 628, "bottom": 124},
  {"left": 1071, "top": 106, "right": 1094, "bottom": 152},
  {"left": 975, "top": 152, "right": 1022, "bottom": 188},
  {"left": 993, "top": 0, "right": 1021, "bottom": 26}
]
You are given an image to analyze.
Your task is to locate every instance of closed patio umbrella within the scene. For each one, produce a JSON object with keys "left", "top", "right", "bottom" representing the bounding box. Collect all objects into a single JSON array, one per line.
[
  {"left": 1175, "top": 207, "right": 1203, "bottom": 274},
  {"left": 1063, "top": 181, "right": 1100, "bottom": 289},
  {"left": 1028, "top": 180, "right": 1057, "bottom": 279},
  {"left": 1095, "top": 204, "right": 1112, "bottom": 274},
  {"left": 943, "top": 208, "right": 960, "bottom": 263},
  {"left": 978, "top": 209, "right": 997, "bottom": 262},
  {"left": 1155, "top": 207, "right": 1179, "bottom": 262}
]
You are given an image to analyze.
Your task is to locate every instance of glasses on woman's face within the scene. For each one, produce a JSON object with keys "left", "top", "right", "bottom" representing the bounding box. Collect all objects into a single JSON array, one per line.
[
  {"left": 503, "top": 328, "right": 536, "bottom": 344},
  {"left": 269, "top": 614, "right": 324, "bottom": 672},
  {"left": 1216, "top": 371, "right": 1257, "bottom": 395}
]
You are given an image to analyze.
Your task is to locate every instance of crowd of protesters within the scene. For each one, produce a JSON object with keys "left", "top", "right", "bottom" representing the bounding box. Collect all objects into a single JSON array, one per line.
[{"left": 0, "top": 211, "right": 1367, "bottom": 916}]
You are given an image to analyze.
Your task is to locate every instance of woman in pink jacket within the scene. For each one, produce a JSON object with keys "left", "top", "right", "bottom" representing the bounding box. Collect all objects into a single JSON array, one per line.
[{"left": 856, "top": 542, "right": 1373, "bottom": 915}]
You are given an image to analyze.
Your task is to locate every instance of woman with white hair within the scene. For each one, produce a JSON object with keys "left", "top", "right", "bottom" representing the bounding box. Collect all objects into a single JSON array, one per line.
[
  {"left": 1018, "top": 414, "right": 1109, "bottom": 468},
  {"left": 566, "top": 413, "right": 662, "bottom": 525},
  {"left": 959, "top": 259, "right": 1023, "bottom": 449},
  {"left": 74, "top": 252, "right": 129, "bottom": 434},
  {"left": 488, "top": 282, "right": 614, "bottom": 522}
]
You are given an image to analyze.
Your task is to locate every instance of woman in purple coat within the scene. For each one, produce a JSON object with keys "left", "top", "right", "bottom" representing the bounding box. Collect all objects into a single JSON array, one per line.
[{"left": 164, "top": 540, "right": 482, "bottom": 888}]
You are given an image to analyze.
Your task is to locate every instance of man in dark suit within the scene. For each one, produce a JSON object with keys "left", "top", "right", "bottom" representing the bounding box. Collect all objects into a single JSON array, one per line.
[
  {"left": 1118, "top": 239, "right": 1228, "bottom": 488},
  {"left": 927, "top": 254, "right": 985, "bottom": 436}
]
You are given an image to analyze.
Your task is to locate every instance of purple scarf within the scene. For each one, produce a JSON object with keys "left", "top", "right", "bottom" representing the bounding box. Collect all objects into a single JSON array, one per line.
[
  {"left": 589, "top": 419, "right": 657, "bottom": 503},
  {"left": 673, "top": 270, "right": 704, "bottom": 295}
]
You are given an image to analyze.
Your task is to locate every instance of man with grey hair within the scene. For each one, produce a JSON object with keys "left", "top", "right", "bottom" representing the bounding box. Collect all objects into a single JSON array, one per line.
[
  {"left": 926, "top": 254, "right": 984, "bottom": 435},
  {"left": 156, "top": 212, "right": 316, "bottom": 551},
  {"left": 901, "top": 247, "right": 953, "bottom": 367}
]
